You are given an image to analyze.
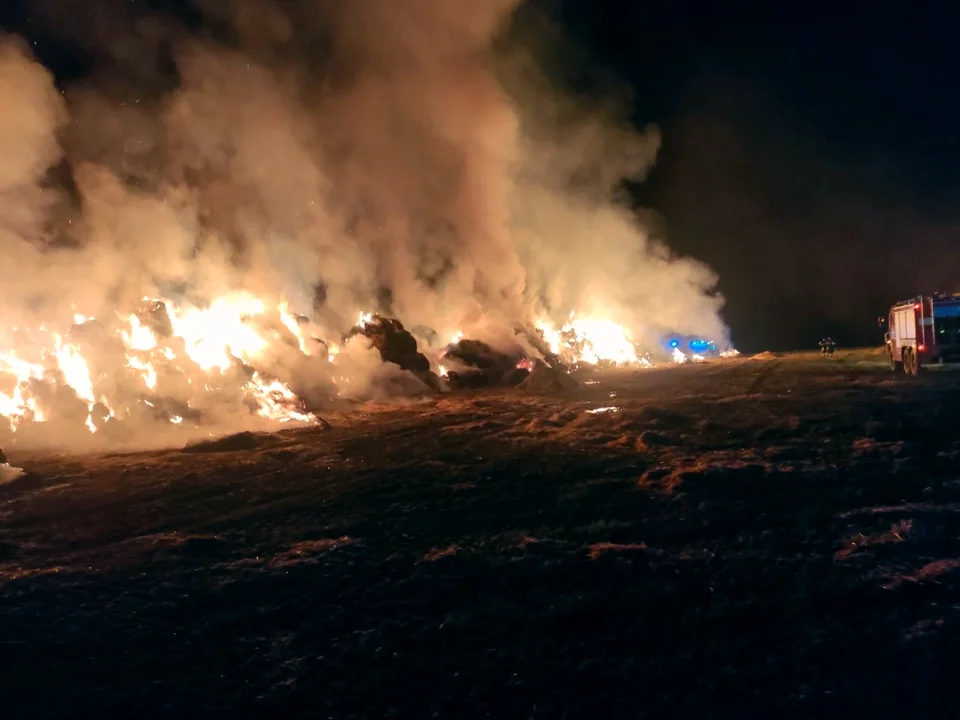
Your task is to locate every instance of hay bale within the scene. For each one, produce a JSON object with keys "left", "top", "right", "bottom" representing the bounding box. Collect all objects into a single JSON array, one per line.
[
  {"left": 443, "top": 339, "right": 523, "bottom": 388},
  {"left": 347, "top": 315, "right": 431, "bottom": 374},
  {"left": 516, "top": 325, "right": 564, "bottom": 369},
  {"left": 445, "top": 339, "right": 516, "bottom": 371},
  {"left": 518, "top": 364, "right": 578, "bottom": 393}
]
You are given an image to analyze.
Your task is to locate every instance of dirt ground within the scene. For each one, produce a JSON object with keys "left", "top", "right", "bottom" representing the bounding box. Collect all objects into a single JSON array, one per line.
[{"left": 3, "top": 349, "right": 960, "bottom": 718}]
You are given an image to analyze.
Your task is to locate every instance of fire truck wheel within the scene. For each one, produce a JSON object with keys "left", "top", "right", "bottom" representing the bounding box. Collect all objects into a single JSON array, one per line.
[{"left": 904, "top": 348, "right": 919, "bottom": 375}]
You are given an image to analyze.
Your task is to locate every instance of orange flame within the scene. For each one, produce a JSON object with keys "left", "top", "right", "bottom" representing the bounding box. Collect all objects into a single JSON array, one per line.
[{"left": 0, "top": 293, "right": 319, "bottom": 437}]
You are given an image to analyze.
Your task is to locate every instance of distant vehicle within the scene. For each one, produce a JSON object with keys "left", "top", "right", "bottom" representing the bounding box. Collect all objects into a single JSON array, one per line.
[
  {"left": 883, "top": 293, "right": 960, "bottom": 374},
  {"left": 662, "top": 335, "right": 718, "bottom": 357}
]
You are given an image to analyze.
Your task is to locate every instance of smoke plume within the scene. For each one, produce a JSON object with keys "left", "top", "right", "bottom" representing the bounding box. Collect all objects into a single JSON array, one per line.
[{"left": 0, "top": 0, "right": 728, "bottom": 447}]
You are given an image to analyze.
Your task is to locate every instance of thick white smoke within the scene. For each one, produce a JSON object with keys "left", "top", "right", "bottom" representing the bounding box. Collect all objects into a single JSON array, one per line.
[{"left": 0, "top": 0, "right": 728, "bottom": 442}]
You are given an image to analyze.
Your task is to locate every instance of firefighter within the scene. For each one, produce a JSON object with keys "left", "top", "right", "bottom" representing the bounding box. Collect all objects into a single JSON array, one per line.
[{"left": 819, "top": 337, "right": 835, "bottom": 356}]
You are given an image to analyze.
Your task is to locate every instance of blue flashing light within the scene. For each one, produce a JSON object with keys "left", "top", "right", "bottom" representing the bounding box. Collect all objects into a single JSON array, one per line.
[
  {"left": 689, "top": 339, "right": 709, "bottom": 352},
  {"left": 669, "top": 340, "right": 679, "bottom": 348}
]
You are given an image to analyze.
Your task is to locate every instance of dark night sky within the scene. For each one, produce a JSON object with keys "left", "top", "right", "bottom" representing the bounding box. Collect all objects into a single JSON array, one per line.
[
  {"left": 546, "top": 1, "right": 960, "bottom": 351},
  {"left": 2, "top": 0, "right": 958, "bottom": 352}
]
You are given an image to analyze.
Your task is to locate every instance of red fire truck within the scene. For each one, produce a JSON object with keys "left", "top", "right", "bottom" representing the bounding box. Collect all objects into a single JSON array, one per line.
[{"left": 884, "top": 294, "right": 960, "bottom": 374}]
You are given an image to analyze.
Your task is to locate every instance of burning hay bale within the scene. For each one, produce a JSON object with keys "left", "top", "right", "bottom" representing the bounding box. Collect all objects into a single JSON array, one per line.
[
  {"left": 348, "top": 315, "right": 429, "bottom": 373},
  {"left": 346, "top": 314, "right": 441, "bottom": 391},
  {"left": 4, "top": 284, "right": 714, "bottom": 449},
  {"left": 516, "top": 326, "right": 564, "bottom": 369},
  {"left": 1, "top": 294, "right": 321, "bottom": 449},
  {"left": 517, "top": 363, "right": 578, "bottom": 394},
  {"left": 442, "top": 339, "right": 531, "bottom": 389},
  {"left": 445, "top": 339, "right": 515, "bottom": 372}
]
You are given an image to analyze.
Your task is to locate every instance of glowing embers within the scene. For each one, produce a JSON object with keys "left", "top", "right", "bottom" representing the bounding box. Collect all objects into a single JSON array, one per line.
[
  {"left": 245, "top": 373, "right": 315, "bottom": 424},
  {"left": 586, "top": 405, "right": 621, "bottom": 414}
]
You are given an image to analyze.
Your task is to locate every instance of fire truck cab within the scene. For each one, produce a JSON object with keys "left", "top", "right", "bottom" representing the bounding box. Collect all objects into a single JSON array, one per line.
[{"left": 884, "top": 294, "right": 960, "bottom": 374}]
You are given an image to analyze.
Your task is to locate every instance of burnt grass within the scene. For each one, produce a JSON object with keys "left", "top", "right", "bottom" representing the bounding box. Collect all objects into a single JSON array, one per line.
[{"left": 3, "top": 352, "right": 960, "bottom": 717}]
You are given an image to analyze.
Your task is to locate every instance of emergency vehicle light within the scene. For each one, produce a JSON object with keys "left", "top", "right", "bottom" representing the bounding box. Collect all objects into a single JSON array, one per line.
[{"left": 919, "top": 344, "right": 926, "bottom": 351}]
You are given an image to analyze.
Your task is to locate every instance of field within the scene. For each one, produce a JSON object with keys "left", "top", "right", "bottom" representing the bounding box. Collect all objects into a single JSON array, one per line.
[{"left": 3, "top": 349, "right": 960, "bottom": 717}]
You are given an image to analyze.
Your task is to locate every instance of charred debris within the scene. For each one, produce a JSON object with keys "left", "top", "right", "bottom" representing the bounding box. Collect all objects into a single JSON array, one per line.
[{"left": 346, "top": 312, "right": 571, "bottom": 392}]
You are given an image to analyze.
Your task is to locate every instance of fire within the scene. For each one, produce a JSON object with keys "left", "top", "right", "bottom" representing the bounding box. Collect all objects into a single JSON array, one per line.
[
  {"left": 278, "top": 302, "right": 311, "bottom": 355},
  {"left": 127, "top": 356, "right": 158, "bottom": 390},
  {"left": 536, "top": 313, "right": 643, "bottom": 367},
  {"left": 1, "top": 292, "right": 737, "bottom": 446},
  {"left": 52, "top": 335, "right": 100, "bottom": 432},
  {"left": 0, "top": 336, "right": 106, "bottom": 434},
  {"left": 0, "top": 292, "right": 319, "bottom": 441},
  {"left": 121, "top": 314, "right": 157, "bottom": 352},
  {"left": 536, "top": 312, "right": 734, "bottom": 368},
  {"left": 246, "top": 374, "right": 315, "bottom": 424},
  {"left": 0, "top": 371, "right": 45, "bottom": 431},
  {"left": 166, "top": 292, "right": 269, "bottom": 373},
  {"left": 565, "top": 317, "right": 638, "bottom": 365}
]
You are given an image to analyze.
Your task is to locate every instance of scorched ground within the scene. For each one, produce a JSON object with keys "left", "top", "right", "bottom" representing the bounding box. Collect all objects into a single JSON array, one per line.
[{"left": 2, "top": 350, "right": 958, "bottom": 717}]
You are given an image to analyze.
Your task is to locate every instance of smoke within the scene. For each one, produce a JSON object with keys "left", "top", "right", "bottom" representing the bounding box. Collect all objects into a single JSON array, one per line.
[
  {"left": 0, "top": 35, "right": 69, "bottom": 309},
  {"left": 0, "top": 0, "right": 728, "bottom": 446},
  {"left": 496, "top": 21, "right": 727, "bottom": 347},
  {"left": 334, "top": 334, "right": 433, "bottom": 403}
]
